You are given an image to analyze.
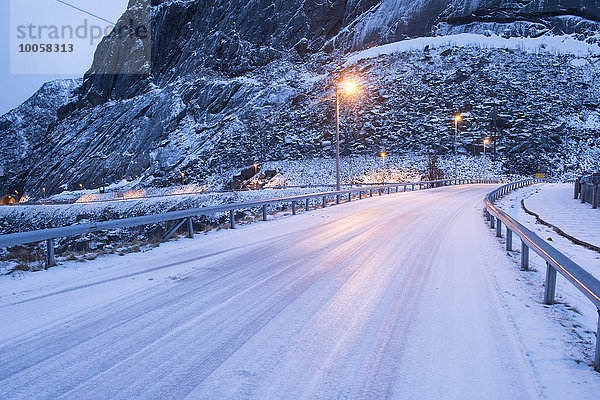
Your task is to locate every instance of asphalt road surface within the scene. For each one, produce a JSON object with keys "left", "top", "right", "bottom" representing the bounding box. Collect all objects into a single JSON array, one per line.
[{"left": 0, "top": 185, "right": 544, "bottom": 399}]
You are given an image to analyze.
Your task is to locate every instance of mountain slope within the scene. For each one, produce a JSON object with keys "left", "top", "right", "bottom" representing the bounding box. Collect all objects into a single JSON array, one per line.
[{"left": 1, "top": 0, "right": 600, "bottom": 196}]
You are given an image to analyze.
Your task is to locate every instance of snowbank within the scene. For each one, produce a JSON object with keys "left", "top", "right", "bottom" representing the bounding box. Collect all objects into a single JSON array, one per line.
[{"left": 345, "top": 33, "right": 600, "bottom": 66}]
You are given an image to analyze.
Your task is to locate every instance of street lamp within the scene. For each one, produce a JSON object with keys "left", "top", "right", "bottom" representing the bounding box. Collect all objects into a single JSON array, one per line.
[
  {"left": 334, "top": 79, "right": 359, "bottom": 190},
  {"left": 380, "top": 152, "right": 387, "bottom": 183},
  {"left": 253, "top": 163, "right": 259, "bottom": 175},
  {"left": 454, "top": 115, "right": 461, "bottom": 179},
  {"left": 304, "top": 78, "right": 359, "bottom": 191},
  {"left": 483, "top": 138, "right": 490, "bottom": 180}
]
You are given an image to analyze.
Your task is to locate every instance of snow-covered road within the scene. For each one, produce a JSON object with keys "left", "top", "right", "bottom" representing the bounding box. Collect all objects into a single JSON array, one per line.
[{"left": 1, "top": 185, "right": 598, "bottom": 399}]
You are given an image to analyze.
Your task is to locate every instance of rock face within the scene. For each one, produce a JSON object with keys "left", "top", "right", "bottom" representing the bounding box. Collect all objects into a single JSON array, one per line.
[
  {"left": 1, "top": 0, "right": 600, "bottom": 196},
  {"left": 0, "top": 79, "right": 81, "bottom": 193}
]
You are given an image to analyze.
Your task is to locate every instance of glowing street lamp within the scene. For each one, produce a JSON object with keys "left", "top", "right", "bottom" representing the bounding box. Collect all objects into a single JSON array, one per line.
[
  {"left": 454, "top": 114, "right": 462, "bottom": 179},
  {"left": 334, "top": 78, "right": 359, "bottom": 190},
  {"left": 253, "top": 163, "right": 259, "bottom": 175},
  {"left": 303, "top": 77, "right": 360, "bottom": 191}
]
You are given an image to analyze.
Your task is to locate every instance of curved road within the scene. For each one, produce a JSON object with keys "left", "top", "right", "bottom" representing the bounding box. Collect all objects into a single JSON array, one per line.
[{"left": 0, "top": 185, "right": 543, "bottom": 399}]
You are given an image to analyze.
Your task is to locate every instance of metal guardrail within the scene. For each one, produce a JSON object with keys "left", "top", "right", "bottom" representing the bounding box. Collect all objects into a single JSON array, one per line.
[
  {"left": 484, "top": 179, "right": 600, "bottom": 372},
  {"left": 11, "top": 182, "right": 425, "bottom": 207},
  {"left": 0, "top": 178, "right": 494, "bottom": 267}
]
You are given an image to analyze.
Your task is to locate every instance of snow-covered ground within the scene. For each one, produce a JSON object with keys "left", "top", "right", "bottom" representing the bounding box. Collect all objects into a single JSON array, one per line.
[
  {"left": 524, "top": 183, "right": 600, "bottom": 248},
  {"left": 0, "top": 154, "right": 504, "bottom": 231},
  {"left": 1, "top": 184, "right": 599, "bottom": 399},
  {"left": 495, "top": 182, "right": 600, "bottom": 378},
  {"left": 345, "top": 33, "right": 600, "bottom": 66}
]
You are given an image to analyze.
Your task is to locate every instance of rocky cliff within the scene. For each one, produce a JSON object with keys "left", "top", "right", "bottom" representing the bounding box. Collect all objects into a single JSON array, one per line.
[{"left": 2, "top": 0, "right": 600, "bottom": 196}]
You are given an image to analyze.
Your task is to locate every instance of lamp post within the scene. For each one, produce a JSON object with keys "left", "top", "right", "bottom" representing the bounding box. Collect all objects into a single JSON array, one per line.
[
  {"left": 454, "top": 115, "right": 461, "bottom": 179},
  {"left": 483, "top": 138, "right": 490, "bottom": 180},
  {"left": 334, "top": 80, "right": 358, "bottom": 190},
  {"left": 304, "top": 79, "right": 358, "bottom": 191},
  {"left": 380, "top": 152, "right": 387, "bottom": 183}
]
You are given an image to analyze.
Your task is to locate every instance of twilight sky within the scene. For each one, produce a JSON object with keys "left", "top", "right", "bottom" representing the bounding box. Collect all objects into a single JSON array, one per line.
[{"left": 1, "top": 0, "right": 128, "bottom": 115}]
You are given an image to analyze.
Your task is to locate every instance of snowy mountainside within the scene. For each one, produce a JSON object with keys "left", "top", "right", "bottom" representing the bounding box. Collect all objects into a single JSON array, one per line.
[
  {"left": 1, "top": 0, "right": 600, "bottom": 197},
  {"left": 0, "top": 79, "right": 81, "bottom": 186}
]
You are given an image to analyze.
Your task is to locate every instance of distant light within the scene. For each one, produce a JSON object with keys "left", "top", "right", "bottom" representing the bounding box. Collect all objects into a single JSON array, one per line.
[
  {"left": 455, "top": 115, "right": 462, "bottom": 122},
  {"left": 380, "top": 152, "right": 386, "bottom": 158},
  {"left": 484, "top": 138, "right": 490, "bottom": 144}
]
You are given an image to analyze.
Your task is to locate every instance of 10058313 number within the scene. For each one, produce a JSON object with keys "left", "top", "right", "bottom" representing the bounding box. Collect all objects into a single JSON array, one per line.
[{"left": 18, "top": 44, "right": 74, "bottom": 53}]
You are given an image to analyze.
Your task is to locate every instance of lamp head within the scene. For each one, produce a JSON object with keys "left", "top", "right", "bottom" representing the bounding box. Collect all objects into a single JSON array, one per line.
[{"left": 340, "top": 79, "right": 358, "bottom": 96}]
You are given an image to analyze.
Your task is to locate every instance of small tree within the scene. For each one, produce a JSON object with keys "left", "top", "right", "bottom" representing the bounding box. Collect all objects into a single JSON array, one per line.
[{"left": 424, "top": 150, "right": 444, "bottom": 182}]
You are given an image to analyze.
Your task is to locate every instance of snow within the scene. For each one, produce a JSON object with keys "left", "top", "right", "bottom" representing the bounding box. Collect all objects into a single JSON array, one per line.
[
  {"left": 0, "top": 154, "right": 507, "bottom": 239},
  {"left": 495, "top": 183, "right": 600, "bottom": 379},
  {"left": 525, "top": 183, "right": 600, "bottom": 248},
  {"left": 345, "top": 33, "right": 600, "bottom": 66},
  {"left": 1, "top": 185, "right": 599, "bottom": 398},
  {"left": 571, "top": 58, "right": 589, "bottom": 67}
]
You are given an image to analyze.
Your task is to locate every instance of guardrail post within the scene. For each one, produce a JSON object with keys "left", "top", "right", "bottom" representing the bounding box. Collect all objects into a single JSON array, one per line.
[
  {"left": 46, "top": 238, "right": 56, "bottom": 267},
  {"left": 323, "top": 196, "right": 327, "bottom": 208},
  {"left": 305, "top": 198, "right": 310, "bottom": 211},
  {"left": 230, "top": 210, "right": 236, "bottom": 229},
  {"left": 359, "top": 191, "right": 362, "bottom": 200},
  {"left": 262, "top": 205, "right": 267, "bottom": 221},
  {"left": 521, "top": 240, "right": 529, "bottom": 270},
  {"left": 370, "top": 190, "right": 373, "bottom": 197},
  {"left": 404, "top": 185, "right": 407, "bottom": 192},
  {"left": 490, "top": 215, "right": 496, "bottom": 229},
  {"left": 593, "top": 184, "right": 598, "bottom": 209},
  {"left": 574, "top": 178, "right": 580, "bottom": 199},
  {"left": 496, "top": 219, "right": 502, "bottom": 237},
  {"left": 292, "top": 201, "right": 297, "bottom": 215},
  {"left": 581, "top": 184, "right": 586, "bottom": 204},
  {"left": 186, "top": 217, "right": 194, "bottom": 238},
  {"left": 506, "top": 229, "right": 513, "bottom": 251},
  {"left": 594, "top": 310, "right": 600, "bottom": 372},
  {"left": 348, "top": 193, "right": 352, "bottom": 202},
  {"left": 336, "top": 195, "right": 340, "bottom": 204},
  {"left": 387, "top": 187, "right": 391, "bottom": 194},
  {"left": 544, "top": 262, "right": 557, "bottom": 305},
  {"left": 412, "top": 184, "right": 415, "bottom": 191}
]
